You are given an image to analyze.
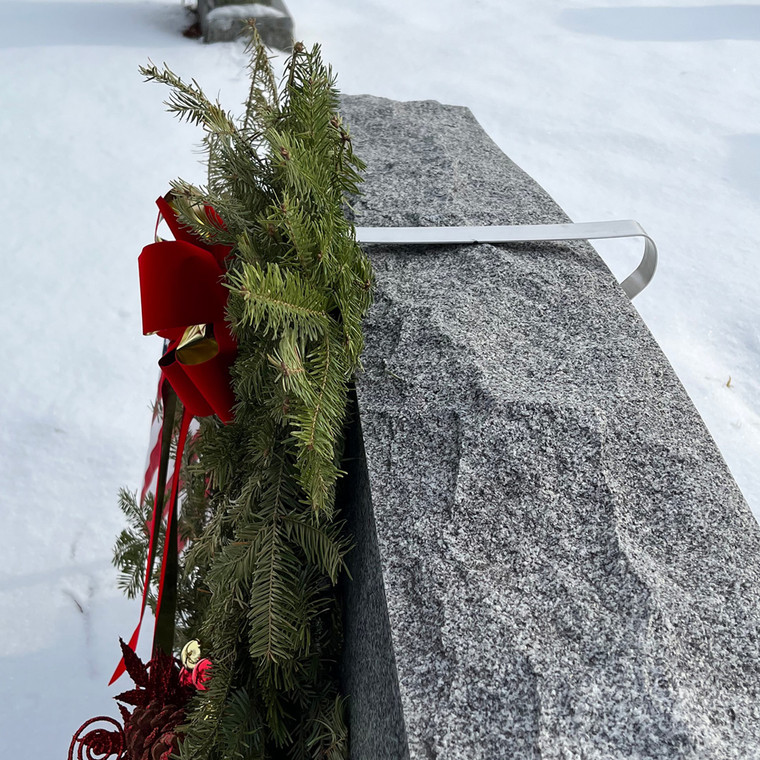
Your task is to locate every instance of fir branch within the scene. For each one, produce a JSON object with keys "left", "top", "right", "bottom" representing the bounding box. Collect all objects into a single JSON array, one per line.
[
  {"left": 140, "top": 62, "right": 234, "bottom": 132},
  {"left": 227, "top": 262, "right": 332, "bottom": 341},
  {"left": 112, "top": 489, "right": 153, "bottom": 601},
  {"left": 280, "top": 513, "right": 349, "bottom": 584},
  {"left": 247, "top": 453, "right": 299, "bottom": 664},
  {"left": 243, "top": 22, "right": 280, "bottom": 131}
]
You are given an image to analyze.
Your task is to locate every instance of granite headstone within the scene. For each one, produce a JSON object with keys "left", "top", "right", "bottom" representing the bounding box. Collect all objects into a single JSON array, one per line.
[
  {"left": 196, "top": 0, "right": 293, "bottom": 48},
  {"left": 338, "top": 95, "right": 760, "bottom": 759}
]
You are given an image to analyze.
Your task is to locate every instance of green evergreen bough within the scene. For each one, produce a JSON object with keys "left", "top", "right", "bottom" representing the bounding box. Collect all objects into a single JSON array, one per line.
[{"left": 117, "top": 28, "right": 373, "bottom": 759}]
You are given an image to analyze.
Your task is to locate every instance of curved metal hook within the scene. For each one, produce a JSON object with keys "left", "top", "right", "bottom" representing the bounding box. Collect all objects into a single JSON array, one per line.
[{"left": 355, "top": 220, "right": 658, "bottom": 299}]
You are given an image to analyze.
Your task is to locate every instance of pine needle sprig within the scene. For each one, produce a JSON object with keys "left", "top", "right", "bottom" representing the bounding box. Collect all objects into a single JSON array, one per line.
[
  {"left": 227, "top": 262, "right": 332, "bottom": 340},
  {"left": 243, "top": 33, "right": 280, "bottom": 131},
  {"left": 140, "top": 62, "right": 234, "bottom": 133},
  {"left": 113, "top": 488, "right": 155, "bottom": 602}
]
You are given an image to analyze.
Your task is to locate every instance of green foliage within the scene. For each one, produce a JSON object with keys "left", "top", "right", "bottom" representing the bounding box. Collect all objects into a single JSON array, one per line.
[{"left": 122, "top": 25, "right": 371, "bottom": 759}]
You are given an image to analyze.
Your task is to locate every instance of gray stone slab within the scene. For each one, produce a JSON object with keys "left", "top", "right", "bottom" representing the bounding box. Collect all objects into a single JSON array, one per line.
[
  {"left": 197, "top": 0, "right": 293, "bottom": 49},
  {"left": 338, "top": 394, "right": 410, "bottom": 760},
  {"left": 338, "top": 94, "right": 760, "bottom": 759}
]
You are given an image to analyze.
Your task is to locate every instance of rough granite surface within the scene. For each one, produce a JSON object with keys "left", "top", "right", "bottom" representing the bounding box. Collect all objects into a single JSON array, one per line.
[{"left": 338, "top": 94, "right": 760, "bottom": 759}]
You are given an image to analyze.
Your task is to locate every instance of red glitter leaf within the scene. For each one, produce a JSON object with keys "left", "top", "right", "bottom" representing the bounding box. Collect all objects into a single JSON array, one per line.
[
  {"left": 118, "top": 703, "right": 131, "bottom": 725},
  {"left": 119, "top": 638, "right": 149, "bottom": 688},
  {"left": 115, "top": 688, "right": 149, "bottom": 707}
]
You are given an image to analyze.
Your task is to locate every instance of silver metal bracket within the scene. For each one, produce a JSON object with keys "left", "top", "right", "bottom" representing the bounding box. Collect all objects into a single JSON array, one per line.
[{"left": 355, "top": 220, "right": 657, "bottom": 299}]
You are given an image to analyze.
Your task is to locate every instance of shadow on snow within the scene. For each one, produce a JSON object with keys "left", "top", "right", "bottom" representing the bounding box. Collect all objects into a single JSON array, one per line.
[
  {"left": 0, "top": 1, "right": 192, "bottom": 48},
  {"left": 558, "top": 5, "right": 760, "bottom": 42}
]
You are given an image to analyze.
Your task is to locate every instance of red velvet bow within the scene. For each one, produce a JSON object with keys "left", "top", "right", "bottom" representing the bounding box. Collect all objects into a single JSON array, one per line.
[{"left": 138, "top": 195, "right": 237, "bottom": 422}]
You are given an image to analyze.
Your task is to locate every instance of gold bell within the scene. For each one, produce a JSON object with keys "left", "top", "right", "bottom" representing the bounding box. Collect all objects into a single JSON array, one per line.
[{"left": 176, "top": 323, "right": 219, "bottom": 366}]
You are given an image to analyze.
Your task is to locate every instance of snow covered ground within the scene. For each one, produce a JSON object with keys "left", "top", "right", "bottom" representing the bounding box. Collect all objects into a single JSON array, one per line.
[{"left": 0, "top": 0, "right": 757, "bottom": 754}]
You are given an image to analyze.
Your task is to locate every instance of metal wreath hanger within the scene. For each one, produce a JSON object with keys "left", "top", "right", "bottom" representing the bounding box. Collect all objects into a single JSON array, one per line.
[{"left": 355, "top": 220, "right": 658, "bottom": 299}]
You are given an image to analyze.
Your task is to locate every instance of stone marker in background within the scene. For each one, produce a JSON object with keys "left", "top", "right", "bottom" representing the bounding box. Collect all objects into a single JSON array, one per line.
[
  {"left": 338, "top": 94, "right": 760, "bottom": 759},
  {"left": 196, "top": 0, "right": 293, "bottom": 48}
]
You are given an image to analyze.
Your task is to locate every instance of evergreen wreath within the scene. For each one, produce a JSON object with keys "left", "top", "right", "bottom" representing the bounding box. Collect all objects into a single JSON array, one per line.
[{"left": 114, "top": 26, "right": 372, "bottom": 759}]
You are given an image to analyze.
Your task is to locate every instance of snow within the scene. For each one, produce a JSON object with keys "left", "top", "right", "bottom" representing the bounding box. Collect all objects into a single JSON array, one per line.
[
  {"left": 208, "top": 3, "right": 286, "bottom": 23},
  {"left": 0, "top": 0, "right": 757, "bottom": 754}
]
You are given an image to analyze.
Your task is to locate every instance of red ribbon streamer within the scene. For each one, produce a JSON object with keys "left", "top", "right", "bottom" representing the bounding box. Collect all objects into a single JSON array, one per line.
[
  {"left": 139, "top": 375, "right": 164, "bottom": 507},
  {"left": 109, "top": 380, "right": 178, "bottom": 685}
]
